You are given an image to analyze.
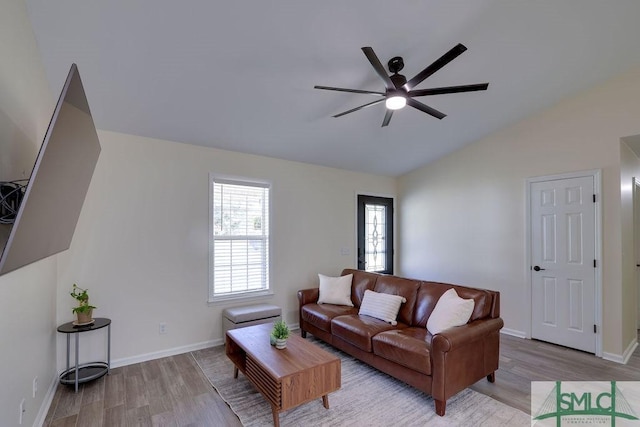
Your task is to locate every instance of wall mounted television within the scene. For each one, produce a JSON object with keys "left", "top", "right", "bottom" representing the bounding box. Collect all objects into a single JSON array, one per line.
[{"left": 0, "top": 64, "right": 101, "bottom": 275}]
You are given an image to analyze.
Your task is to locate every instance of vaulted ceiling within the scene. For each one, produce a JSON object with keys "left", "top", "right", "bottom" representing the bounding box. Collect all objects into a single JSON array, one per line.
[{"left": 25, "top": 1, "right": 640, "bottom": 176}]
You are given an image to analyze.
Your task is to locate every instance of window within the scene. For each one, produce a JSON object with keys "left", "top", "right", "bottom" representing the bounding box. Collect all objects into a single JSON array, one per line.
[
  {"left": 357, "top": 195, "right": 394, "bottom": 274},
  {"left": 209, "top": 178, "right": 270, "bottom": 301}
]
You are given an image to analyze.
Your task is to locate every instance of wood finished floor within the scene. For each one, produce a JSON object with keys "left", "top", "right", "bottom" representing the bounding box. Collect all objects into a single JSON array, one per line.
[
  {"left": 44, "top": 332, "right": 640, "bottom": 426},
  {"left": 44, "top": 352, "right": 241, "bottom": 427}
]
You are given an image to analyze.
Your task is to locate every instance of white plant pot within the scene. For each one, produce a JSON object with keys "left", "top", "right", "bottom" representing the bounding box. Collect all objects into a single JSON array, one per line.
[{"left": 275, "top": 338, "right": 287, "bottom": 349}]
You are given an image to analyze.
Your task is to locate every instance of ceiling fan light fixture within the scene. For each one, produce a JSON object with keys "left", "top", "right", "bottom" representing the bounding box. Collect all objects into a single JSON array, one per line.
[
  {"left": 315, "top": 44, "right": 488, "bottom": 126},
  {"left": 385, "top": 95, "right": 406, "bottom": 110}
]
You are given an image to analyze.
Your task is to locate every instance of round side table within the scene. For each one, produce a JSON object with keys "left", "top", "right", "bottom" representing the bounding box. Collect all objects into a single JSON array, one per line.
[{"left": 56, "top": 317, "right": 111, "bottom": 392}]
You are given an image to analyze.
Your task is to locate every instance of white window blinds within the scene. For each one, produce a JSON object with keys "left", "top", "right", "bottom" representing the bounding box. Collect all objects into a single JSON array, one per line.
[{"left": 210, "top": 179, "right": 270, "bottom": 300}]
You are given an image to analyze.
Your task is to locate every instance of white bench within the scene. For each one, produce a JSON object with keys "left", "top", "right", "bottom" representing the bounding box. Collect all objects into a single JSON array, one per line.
[{"left": 222, "top": 304, "right": 282, "bottom": 336}]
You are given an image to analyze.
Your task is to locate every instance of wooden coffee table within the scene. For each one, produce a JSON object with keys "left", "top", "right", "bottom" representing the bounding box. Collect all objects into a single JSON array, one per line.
[{"left": 225, "top": 323, "right": 341, "bottom": 426}]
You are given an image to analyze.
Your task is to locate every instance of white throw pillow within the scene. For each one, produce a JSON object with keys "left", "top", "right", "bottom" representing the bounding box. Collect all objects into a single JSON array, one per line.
[
  {"left": 317, "top": 274, "right": 354, "bottom": 306},
  {"left": 358, "top": 290, "right": 406, "bottom": 325},
  {"left": 427, "top": 288, "right": 475, "bottom": 335}
]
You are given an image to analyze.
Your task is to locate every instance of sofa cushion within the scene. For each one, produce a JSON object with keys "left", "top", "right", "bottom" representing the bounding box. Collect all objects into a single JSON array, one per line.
[
  {"left": 331, "top": 314, "right": 405, "bottom": 352},
  {"left": 454, "top": 285, "right": 492, "bottom": 321},
  {"left": 301, "top": 303, "right": 357, "bottom": 332},
  {"left": 341, "top": 269, "right": 378, "bottom": 307},
  {"left": 412, "top": 281, "right": 493, "bottom": 327},
  {"left": 426, "top": 288, "right": 474, "bottom": 335},
  {"left": 358, "top": 290, "right": 406, "bottom": 325},
  {"left": 318, "top": 273, "right": 354, "bottom": 306},
  {"left": 373, "top": 276, "right": 420, "bottom": 325},
  {"left": 372, "top": 328, "right": 431, "bottom": 375}
]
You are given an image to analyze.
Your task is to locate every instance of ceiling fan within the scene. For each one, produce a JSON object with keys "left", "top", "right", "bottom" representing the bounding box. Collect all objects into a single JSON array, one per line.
[{"left": 314, "top": 43, "right": 489, "bottom": 127}]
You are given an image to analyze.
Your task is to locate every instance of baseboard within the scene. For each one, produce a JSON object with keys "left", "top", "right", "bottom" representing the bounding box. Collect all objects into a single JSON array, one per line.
[
  {"left": 81, "top": 326, "right": 302, "bottom": 370},
  {"left": 602, "top": 352, "right": 624, "bottom": 363},
  {"left": 603, "top": 337, "right": 638, "bottom": 365},
  {"left": 111, "top": 339, "right": 223, "bottom": 369},
  {"left": 34, "top": 373, "right": 59, "bottom": 427},
  {"left": 624, "top": 338, "right": 639, "bottom": 364},
  {"left": 500, "top": 328, "right": 527, "bottom": 339},
  {"left": 499, "top": 329, "right": 637, "bottom": 364}
]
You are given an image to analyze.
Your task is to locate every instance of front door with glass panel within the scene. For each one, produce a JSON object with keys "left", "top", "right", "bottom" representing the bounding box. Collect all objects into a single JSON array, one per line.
[{"left": 357, "top": 195, "right": 393, "bottom": 274}]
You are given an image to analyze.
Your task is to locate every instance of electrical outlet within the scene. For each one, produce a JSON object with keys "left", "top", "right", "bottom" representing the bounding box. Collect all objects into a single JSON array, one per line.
[
  {"left": 159, "top": 322, "right": 167, "bottom": 334},
  {"left": 19, "top": 398, "right": 25, "bottom": 425},
  {"left": 32, "top": 376, "right": 38, "bottom": 398}
]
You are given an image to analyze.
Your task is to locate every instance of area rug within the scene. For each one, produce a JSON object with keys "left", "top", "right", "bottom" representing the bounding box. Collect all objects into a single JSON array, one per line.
[{"left": 192, "top": 338, "right": 530, "bottom": 427}]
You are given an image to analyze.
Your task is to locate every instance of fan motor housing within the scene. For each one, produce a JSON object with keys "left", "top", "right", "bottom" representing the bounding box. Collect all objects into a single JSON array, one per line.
[
  {"left": 388, "top": 57, "right": 407, "bottom": 88},
  {"left": 390, "top": 73, "right": 407, "bottom": 89},
  {"left": 388, "top": 56, "right": 404, "bottom": 73}
]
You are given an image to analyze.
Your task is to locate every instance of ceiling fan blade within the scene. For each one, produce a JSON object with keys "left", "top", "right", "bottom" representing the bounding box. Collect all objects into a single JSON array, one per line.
[
  {"left": 381, "top": 109, "right": 393, "bottom": 127},
  {"left": 404, "top": 43, "right": 467, "bottom": 91},
  {"left": 362, "top": 47, "right": 395, "bottom": 90},
  {"left": 407, "top": 98, "right": 446, "bottom": 120},
  {"left": 333, "top": 98, "right": 385, "bottom": 118},
  {"left": 314, "top": 85, "right": 385, "bottom": 96},
  {"left": 409, "top": 83, "right": 489, "bottom": 97}
]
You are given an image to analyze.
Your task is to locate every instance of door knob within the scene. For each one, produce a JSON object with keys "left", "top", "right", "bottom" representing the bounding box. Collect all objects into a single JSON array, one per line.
[{"left": 533, "top": 265, "right": 546, "bottom": 271}]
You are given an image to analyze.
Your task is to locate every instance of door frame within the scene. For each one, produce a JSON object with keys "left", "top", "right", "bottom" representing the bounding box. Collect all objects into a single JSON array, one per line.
[
  {"left": 525, "top": 169, "right": 602, "bottom": 357},
  {"left": 633, "top": 177, "right": 640, "bottom": 329},
  {"left": 354, "top": 192, "right": 396, "bottom": 274}
]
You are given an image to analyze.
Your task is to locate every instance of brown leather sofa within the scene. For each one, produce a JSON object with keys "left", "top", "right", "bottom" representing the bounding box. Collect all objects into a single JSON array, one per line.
[{"left": 297, "top": 269, "right": 503, "bottom": 416}]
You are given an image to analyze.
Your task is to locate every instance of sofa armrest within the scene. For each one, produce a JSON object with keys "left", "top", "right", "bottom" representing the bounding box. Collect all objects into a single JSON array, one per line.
[
  {"left": 429, "top": 317, "right": 504, "bottom": 405},
  {"left": 432, "top": 317, "right": 504, "bottom": 353},
  {"left": 297, "top": 288, "right": 320, "bottom": 306},
  {"left": 297, "top": 288, "right": 320, "bottom": 337}
]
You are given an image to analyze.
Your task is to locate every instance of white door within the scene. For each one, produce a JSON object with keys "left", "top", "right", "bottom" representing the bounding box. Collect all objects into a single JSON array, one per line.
[{"left": 531, "top": 175, "right": 596, "bottom": 353}]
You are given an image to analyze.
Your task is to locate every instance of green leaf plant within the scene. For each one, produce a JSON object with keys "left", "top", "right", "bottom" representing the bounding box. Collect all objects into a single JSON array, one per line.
[
  {"left": 271, "top": 319, "right": 289, "bottom": 340},
  {"left": 70, "top": 284, "right": 96, "bottom": 314}
]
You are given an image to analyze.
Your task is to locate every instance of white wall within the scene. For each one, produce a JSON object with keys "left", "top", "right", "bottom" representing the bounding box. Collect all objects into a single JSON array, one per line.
[
  {"left": 399, "top": 66, "right": 640, "bottom": 357},
  {"left": 0, "top": 0, "right": 56, "bottom": 425},
  {"left": 56, "top": 130, "right": 396, "bottom": 367},
  {"left": 620, "top": 140, "right": 640, "bottom": 352},
  {"left": 0, "top": 0, "right": 50, "bottom": 180}
]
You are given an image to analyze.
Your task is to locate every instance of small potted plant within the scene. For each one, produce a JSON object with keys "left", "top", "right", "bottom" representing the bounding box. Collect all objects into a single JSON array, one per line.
[
  {"left": 271, "top": 319, "right": 289, "bottom": 350},
  {"left": 70, "top": 284, "right": 96, "bottom": 325}
]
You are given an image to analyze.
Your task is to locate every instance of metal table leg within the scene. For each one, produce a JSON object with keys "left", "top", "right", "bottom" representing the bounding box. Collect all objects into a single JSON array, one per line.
[
  {"left": 74, "top": 332, "right": 79, "bottom": 393},
  {"left": 66, "top": 334, "right": 70, "bottom": 374},
  {"left": 107, "top": 323, "right": 111, "bottom": 374}
]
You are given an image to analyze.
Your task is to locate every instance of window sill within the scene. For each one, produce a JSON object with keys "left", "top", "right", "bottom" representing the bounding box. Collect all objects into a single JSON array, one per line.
[{"left": 208, "top": 290, "right": 274, "bottom": 306}]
